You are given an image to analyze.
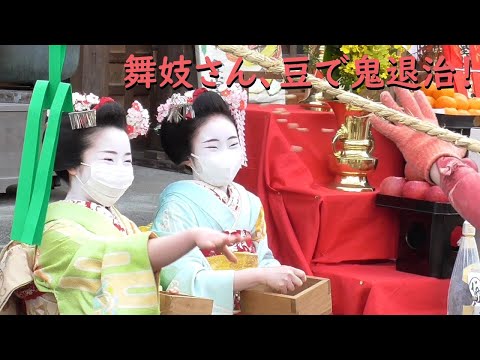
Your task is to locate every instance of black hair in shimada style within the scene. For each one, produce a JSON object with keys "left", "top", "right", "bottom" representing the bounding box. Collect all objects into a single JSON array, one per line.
[
  {"left": 160, "top": 91, "right": 236, "bottom": 165},
  {"left": 54, "top": 102, "right": 127, "bottom": 184}
]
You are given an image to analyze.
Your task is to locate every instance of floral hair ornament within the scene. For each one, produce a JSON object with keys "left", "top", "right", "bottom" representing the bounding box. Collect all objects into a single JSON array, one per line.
[
  {"left": 126, "top": 100, "right": 150, "bottom": 139},
  {"left": 69, "top": 92, "right": 100, "bottom": 130},
  {"left": 156, "top": 90, "right": 205, "bottom": 127},
  {"left": 156, "top": 83, "right": 248, "bottom": 166}
]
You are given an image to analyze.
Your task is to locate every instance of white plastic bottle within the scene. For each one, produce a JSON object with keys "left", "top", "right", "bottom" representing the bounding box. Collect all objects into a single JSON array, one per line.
[{"left": 447, "top": 221, "right": 480, "bottom": 315}]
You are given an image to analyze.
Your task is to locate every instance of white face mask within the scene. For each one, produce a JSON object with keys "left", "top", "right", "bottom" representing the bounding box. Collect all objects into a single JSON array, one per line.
[
  {"left": 190, "top": 150, "right": 242, "bottom": 188},
  {"left": 75, "top": 162, "right": 134, "bottom": 207}
]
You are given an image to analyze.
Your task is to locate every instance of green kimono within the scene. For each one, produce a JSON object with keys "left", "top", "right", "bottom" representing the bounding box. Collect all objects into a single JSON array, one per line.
[{"left": 32, "top": 201, "right": 159, "bottom": 315}]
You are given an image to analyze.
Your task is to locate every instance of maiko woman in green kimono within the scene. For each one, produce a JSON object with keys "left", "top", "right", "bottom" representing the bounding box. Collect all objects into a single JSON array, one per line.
[{"left": 0, "top": 96, "right": 241, "bottom": 315}]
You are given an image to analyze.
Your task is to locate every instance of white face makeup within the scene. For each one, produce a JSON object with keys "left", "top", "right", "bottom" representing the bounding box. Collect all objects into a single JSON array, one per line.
[
  {"left": 189, "top": 114, "right": 243, "bottom": 190},
  {"left": 191, "top": 114, "right": 240, "bottom": 156},
  {"left": 66, "top": 127, "right": 133, "bottom": 203}
]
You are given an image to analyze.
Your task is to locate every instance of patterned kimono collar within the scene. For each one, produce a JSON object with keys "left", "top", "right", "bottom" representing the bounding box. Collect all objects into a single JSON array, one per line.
[
  {"left": 194, "top": 181, "right": 240, "bottom": 214},
  {"left": 64, "top": 199, "right": 127, "bottom": 233}
]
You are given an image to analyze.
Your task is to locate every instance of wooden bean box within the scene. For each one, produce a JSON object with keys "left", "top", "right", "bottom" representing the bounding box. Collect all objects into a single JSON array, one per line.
[
  {"left": 240, "top": 276, "right": 332, "bottom": 315},
  {"left": 159, "top": 291, "right": 213, "bottom": 315}
]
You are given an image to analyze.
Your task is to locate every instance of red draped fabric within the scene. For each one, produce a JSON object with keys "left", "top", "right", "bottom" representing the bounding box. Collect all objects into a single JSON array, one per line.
[
  {"left": 469, "top": 45, "right": 480, "bottom": 97},
  {"left": 442, "top": 45, "right": 468, "bottom": 96},
  {"left": 312, "top": 262, "right": 449, "bottom": 315},
  {"left": 235, "top": 104, "right": 450, "bottom": 314}
]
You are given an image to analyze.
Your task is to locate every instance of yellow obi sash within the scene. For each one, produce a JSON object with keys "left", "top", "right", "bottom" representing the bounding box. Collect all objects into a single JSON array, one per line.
[{"left": 207, "top": 252, "right": 258, "bottom": 271}]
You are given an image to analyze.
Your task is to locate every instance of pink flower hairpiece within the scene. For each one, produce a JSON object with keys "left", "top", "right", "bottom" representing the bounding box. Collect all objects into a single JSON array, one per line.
[
  {"left": 69, "top": 92, "right": 100, "bottom": 130},
  {"left": 72, "top": 92, "right": 100, "bottom": 112},
  {"left": 155, "top": 83, "right": 248, "bottom": 166},
  {"left": 126, "top": 100, "right": 150, "bottom": 139}
]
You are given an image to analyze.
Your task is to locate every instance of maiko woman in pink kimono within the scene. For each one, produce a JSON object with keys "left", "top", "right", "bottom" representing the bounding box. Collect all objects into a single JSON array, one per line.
[
  {"left": 151, "top": 85, "right": 307, "bottom": 314},
  {"left": 0, "top": 96, "right": 242, "bottom": 315}
]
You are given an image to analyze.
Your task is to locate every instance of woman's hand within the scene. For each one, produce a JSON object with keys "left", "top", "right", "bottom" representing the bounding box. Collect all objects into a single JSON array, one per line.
[
  {"left": 148, "top": 228, "right": 243, "bottom": 272},
  {"left": 260, "top": 265, "right": 307, "bottom": 294},
  {"left": 190, "top": 228, "right": 243, "bottom": 263},
  {"left": 166, "top": 280, "right": 180, "bottom": 295}
]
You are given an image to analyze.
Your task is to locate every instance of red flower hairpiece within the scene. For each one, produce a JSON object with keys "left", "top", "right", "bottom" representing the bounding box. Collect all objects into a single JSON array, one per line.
[
  {"left": 192, "top": 88, "right": 209, "bottom": 104},
  {"left": 93, "top": 97, "right": 116, "bottom": 110}
]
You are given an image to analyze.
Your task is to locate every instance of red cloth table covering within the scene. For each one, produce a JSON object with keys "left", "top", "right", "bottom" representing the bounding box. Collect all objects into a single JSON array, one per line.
[
  {"left": 236, "top": 104, "right": 405, "bottom": 268},
  {"left": 235, "top": 104, "right": 449, "bottom": 314},
  {"left": 312, "top": 262, "right": 449, "bottom": 315}
]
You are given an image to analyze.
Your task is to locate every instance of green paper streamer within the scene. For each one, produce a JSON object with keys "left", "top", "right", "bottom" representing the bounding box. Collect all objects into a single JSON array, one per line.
[{"left": 11, "top": 45, "right": 73, "bottom": 245}]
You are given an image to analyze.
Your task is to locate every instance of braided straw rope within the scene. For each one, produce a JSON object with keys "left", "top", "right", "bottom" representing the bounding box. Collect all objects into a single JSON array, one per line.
[{"left": 217, "top": 45, "right": 480, "bottom": 154}]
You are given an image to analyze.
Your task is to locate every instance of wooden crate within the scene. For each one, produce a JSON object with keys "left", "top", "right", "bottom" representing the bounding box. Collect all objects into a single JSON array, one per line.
[
  {"left": 159, "top": 291, "right": 213, "bottom": 315},
  {"left": 240, "top": 276, "right": 332, "bottom": 315}
]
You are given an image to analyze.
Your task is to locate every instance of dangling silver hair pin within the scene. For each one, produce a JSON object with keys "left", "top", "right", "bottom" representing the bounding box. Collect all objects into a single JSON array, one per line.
[
  {"left": 69, "top": 109, "right": 97, "bottom": 130},
  {"left": 69, "top": 92, "right": 100, "bottom": 130},
  {"left": 167, "top": 103, "right": 195, "bottom": 123}
]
